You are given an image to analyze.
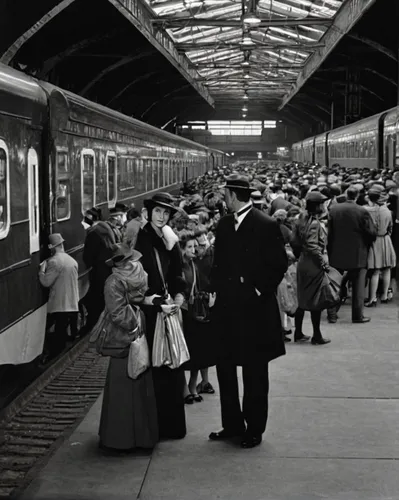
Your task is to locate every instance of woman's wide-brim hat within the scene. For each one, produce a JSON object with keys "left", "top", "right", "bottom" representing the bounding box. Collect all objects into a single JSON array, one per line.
[
  {"left": 143, "top": 192, "right": 178, "bottom": 215},
  {"left": 219, "top": 174, "right": 257, "bottom": 191},
  {"left": 105, "top": 243, "right": 141, "bottom": 266}
]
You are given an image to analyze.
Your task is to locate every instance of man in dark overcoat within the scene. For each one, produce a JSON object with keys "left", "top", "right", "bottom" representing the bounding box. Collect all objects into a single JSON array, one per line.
[
  {"left": 209, "top": 174, "right": 288, "bottom": 449},
  {"left": 328, "top": 186, "right": 376, "bottom": 323}
]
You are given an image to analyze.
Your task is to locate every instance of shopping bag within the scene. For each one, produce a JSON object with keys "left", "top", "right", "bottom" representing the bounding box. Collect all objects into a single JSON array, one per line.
[
  {"left": 152, "top": 311, "right": 190, "bottom": 369},
  {"left": 307, "top": 266, "right": 342, "bottom": 311},
  {"left": 127, "top": 334, "right": 150, "bottom": 379},
  {"left": 164, "top": 312, "right": 190, "bottom": 369}
]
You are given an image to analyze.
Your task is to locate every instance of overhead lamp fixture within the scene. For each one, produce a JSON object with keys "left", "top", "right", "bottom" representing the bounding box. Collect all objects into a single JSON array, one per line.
[
  {"left": 240, "top": 33, "right": 255, "bottom": 46},
  {"left": 244, "top": 73, "right": 250, "bottom": 79},
  {"left": 241, "top": 59, "right": 250, "bottom": 67},
  {"left": 242, "top": 105, "right": 248, "bottom": 112},
  {"left": 242, "top": 11, "right": 261, "bottom": 26},
  {"left": 242, "top": 113, "right": 247, "bottom": 118},
  {"left": 243, "top": 93, "right": 249, "bottom": 100}
]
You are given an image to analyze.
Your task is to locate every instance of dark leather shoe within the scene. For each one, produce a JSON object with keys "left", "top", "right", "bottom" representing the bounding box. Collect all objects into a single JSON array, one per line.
[
  {"left": 209, "top": 429, "right": 244, "bottom": 441},
  {"left": 241, "top": 433, "right": 262, "bottom": 449},
  {"left": 352, "top": 317, "right": 371, "bottom": 324},
  {"left": 311, "top": 337, "right": 331, "bottom": 345}
]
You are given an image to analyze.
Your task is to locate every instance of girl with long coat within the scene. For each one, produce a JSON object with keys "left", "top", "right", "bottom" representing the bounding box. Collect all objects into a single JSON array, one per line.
[
  {"left": 135, "top": 193, "right": 187, "bottom": 440},
  {"left": 99, "top": 242, "right": 158, "bottom": 451}
]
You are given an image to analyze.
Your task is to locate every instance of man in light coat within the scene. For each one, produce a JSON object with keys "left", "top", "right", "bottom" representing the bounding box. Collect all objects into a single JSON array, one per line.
[{"left": 39, "top": 233, "right": 79, "bottom": 357}]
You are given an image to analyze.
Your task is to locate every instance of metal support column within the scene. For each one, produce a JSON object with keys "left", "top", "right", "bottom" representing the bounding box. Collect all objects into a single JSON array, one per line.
[{"left": 344, "top": 66, "right": 362, "bottom": 125}]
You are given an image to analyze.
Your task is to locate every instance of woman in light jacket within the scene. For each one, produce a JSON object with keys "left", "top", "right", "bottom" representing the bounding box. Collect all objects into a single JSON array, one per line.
[{"left": 99, "top": 241, "right": 158, "bottom": 451}]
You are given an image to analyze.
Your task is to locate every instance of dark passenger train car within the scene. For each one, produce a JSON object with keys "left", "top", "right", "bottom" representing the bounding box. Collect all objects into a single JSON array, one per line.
[{"left": 0, "top": 63, "right": 225, "bottom": 384}]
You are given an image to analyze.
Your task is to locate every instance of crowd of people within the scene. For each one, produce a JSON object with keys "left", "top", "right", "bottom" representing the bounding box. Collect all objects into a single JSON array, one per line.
[{"left": 38, "top": 160, "right": 399, "bottom": 451}]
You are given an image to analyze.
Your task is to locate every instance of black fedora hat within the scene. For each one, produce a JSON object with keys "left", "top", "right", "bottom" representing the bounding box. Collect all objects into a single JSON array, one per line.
[
  {"left": 220, "top": 174, "right": 256, "bottom": 192},
  {"left": 143, "top": 192, "right": 178, "bottom": 214}
]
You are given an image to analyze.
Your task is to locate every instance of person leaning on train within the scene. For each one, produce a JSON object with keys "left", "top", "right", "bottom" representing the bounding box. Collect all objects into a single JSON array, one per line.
[{"left": 38, "top": 234, "right": 79, "bottom": 358}]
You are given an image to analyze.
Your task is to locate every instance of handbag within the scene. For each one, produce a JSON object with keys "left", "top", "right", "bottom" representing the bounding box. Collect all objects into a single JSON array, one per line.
[
  {"left": 307, "top": 266, "right": 342, "bottom": 311},
  {"left": 127, "top": 310, "right": 150, "bottom": 379},
  {"left": 89, "top": 281, "right": 138, "bottom": 358},
  {"left": 188, "top": 261, "right": 210, "bottom": 323},
  {"left": 152, "top": 310, "right": 190, "bottom": 369}
]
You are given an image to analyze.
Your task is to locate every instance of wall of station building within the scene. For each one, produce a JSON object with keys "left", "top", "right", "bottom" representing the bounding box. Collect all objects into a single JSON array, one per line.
[{"left": 177, "top": 120, "right": 303, "bottom": 158}]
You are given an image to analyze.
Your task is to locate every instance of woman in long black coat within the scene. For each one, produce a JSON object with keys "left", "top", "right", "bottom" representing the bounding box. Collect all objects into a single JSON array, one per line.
[{"left": 136, "top": 193, "right": 187, "bottom": 440}]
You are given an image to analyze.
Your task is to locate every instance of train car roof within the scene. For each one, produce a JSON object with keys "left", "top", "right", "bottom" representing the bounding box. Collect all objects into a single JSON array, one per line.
[
  {"left": 383, "top": 107, "right": 398, "bottom": 128},
  {"left": 302, "top": 136, "right": 315, "bottom": 146},
  {"left": 328, "top": 110, "right": 393, "bottom": 140},
  {"left": 0, "top": 63, "right": 47, "bottom": 117},
  {"left": 292, "top": 141, "right": 302, "bottom": 148},
  {"left": 40, "top": 81, "right": 214, "bottom": 154}
]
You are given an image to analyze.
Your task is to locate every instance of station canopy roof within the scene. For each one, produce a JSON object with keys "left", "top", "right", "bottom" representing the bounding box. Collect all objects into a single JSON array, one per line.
[{"left": 144, "top": 0, "right": 344, "bottom": 107}]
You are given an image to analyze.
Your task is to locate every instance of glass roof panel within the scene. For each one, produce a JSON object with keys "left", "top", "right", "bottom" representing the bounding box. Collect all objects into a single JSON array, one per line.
[{"left": 146, "top": 0, "right": 344, "bottom": 105}]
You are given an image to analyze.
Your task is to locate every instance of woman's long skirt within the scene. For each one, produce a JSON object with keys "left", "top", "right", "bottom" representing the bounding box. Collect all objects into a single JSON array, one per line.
[
  {"left": 99, "top": 357, "right": 158, "bottom": 450},
  {"left": 142, "top": 305, "right": 187, "bottom": 440}
]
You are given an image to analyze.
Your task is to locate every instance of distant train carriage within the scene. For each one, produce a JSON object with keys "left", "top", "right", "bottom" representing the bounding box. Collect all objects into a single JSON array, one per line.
[
  {"left": 0, "top": 62, "right": 224, "bottom": 372},
  {"left": 314, "top": 132, "right": 328, "bottom": 166},
  {"left": 383, "top": 108, "right": 399, "bottom": 169},
  {"left": 294, "top": 106, "right": 399, "bottom": 171},
  {"left": 302, "top": 137, "right": 315, "bottom": 164},
  {"left": 292, "top": 141, "right": 302, "bottom": 162}
]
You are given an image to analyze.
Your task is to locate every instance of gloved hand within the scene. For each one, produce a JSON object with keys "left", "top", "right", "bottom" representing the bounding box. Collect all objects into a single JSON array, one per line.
[
  {"left": 209, "top": 293, "right": 216, "bottom": 308},
  {"left": 142, "top": 294, "right": 162, "bottom": 306},
  {"left": 174, "top": 293, "right": 185, "bottom": 308},
  {"left": 161, "top": 304, "right": 179, "bottom": 315}
]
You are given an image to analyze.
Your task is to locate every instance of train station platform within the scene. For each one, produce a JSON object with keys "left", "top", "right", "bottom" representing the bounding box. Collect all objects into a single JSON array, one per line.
[{"left": 21, "top": 300, "right": 399, "bottom": 500}]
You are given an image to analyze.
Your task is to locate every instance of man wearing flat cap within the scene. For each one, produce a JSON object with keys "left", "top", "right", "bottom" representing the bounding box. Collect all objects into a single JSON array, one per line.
[{"left": 209, "top": 174, "right": 288, "bottom": 449}]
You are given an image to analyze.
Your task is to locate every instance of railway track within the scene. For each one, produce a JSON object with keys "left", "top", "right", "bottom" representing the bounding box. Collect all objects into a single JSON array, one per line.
[{"left": 0, "top": 339, "right": 109, "bottom": 499}]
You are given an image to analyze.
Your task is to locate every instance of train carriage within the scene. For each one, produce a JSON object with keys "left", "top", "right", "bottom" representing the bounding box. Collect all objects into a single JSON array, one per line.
[
  {"left": 383, "top": 108, "right": 399, "bottom": 170},
  {"left": 302, "top": 137, "right": 315, "bottom": 164},
  {"left": 0, "top": 68, "right": 49, "bottom": 366},
  {"left": 314, "top": 132, "right": 328, "bottom": 166},
  {"left": 0, "top": 62, "right": 224, "bottom": 374}
]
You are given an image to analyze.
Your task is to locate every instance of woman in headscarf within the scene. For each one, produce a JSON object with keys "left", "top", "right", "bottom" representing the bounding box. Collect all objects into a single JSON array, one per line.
[
  {"left": 135, "top": 193, "right": 187, "bottom": 440},
  {"left": 99, "top": 237, "right": 158, "bottom": 451}
]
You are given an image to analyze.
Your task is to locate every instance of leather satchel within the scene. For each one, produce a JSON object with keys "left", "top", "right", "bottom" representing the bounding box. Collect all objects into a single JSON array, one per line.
[{"left": 188, "top": 261, "right": 210, "bottom": 323}]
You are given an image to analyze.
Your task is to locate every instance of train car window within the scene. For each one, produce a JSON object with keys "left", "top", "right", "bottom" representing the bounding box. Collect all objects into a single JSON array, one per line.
[
  {"left": 364, "top": 140, "right": 369, "bottom": 158},
  {"left": 159, "top": 159, "right": 164, "bottom": 188},
  {"left": 107, "top": 152, "right": 117, "bottom": 205},
  {"left": 96, "top": 156, "right": 107, "bottom": 204},
  {"left": 136, "top": 159, "right": 144, "bottom": 192},
  {"left": 152, "top": 159, "right": 159, "bottom": 189},
  {"left": 143, "top": 158, "right": 151, "bottom": 192},
  {"left": 28, "top": 149, "right": 40, "bottom": 253},
  {"left": 164, "top": 160, "right": 170, "bottom": 186},
  {"left": 119, "top": 156, "right": 136, "bottom": 191},
  {"left": 56, "top": 150, "right": 71, "bottom": 221},
  {"left": 354, "top": 141, "right": 359, "bottom": 158},
  {"left": 172, "top": 160, "right": 177, "bottom": 184},
  {"left": 369, "top": 140, "right": 375, "bottom": 158},
  {"left": 0, "top": 142, "right": 10, "bottom": 240},
  {"left": 81, "top": 150, "right": 95, "bottom": 214}
]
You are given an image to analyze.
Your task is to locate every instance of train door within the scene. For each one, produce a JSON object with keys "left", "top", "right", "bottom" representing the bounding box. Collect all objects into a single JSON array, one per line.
[{"left": 27, "top": 148, "right": 40, "bottom": 254}]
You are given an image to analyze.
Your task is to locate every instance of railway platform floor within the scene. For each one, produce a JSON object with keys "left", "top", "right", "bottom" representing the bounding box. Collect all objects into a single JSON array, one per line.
[{"left": 21, "top": 299, "right": 399, "bottom": 500}]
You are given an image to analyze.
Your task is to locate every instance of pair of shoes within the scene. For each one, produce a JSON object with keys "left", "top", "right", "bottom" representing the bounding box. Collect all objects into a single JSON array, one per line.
[
  {"left": 185, "top": 394, "right": 203, "bottom": 404},
  {"left": 294, "top": 334, "right": 310, "bottom": 343},
  {"left": 197, "top": 382, "right": 215, "bottom": 394},
  {"left": 380, "top": 297, "right": 391, "bottom": 304},
  {"left": 311, "top": 337, "right": 331, "bottom": 345},
  {"left": 209, "top": 428, "right": 245, "bottom": 441},
  {"left": 327, "top": 317, "right": 337, "bottom": 324},
  {"left": 284, "top": 336, "right": 291, "bottom": 342},
  {"left": 282, "top": 329, "right": 292, "bottom": 336},
  {"left": 365, "top": 299, "right": 377, "bottom": 308},
  {"left": 352, "top": 317, "right": 371, "bottom": 324},
  {"left": 241, "top": 433, "right": 262, "bottom": 449}
]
